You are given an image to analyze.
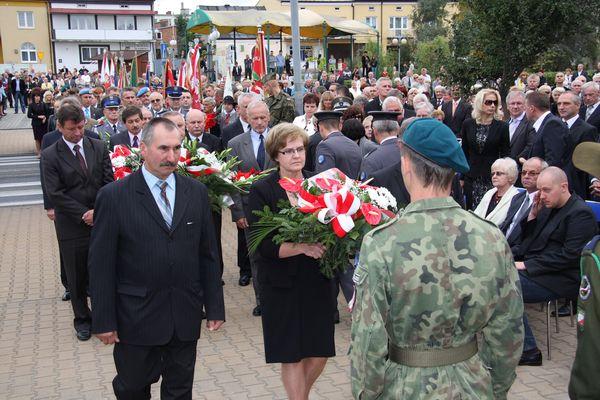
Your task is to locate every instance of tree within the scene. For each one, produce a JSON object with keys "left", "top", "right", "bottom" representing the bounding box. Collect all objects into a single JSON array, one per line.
[
  {"left": 445, "top": 0, "right": 600, "bottom": 96},
  {"left": 413, "top": 36, "right": 451, "bottom": 78},
  {"left": 411, "top": 0, "right": 449, "bottom": 42},
  {"left": 175, "top": 14, "right": 195, "bottom": 56}
]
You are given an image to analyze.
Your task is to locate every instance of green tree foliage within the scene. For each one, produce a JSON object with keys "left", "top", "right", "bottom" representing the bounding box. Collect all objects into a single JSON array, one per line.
[
  {"left": 175, "top": 14, "right": 195, "bottom": 56},
  {"left": 445, "top": 0, "right": 600, "bottom": 96},
  {"left": 413, "top": 36, "right": 451, "bottom": 78},
  {"left": 412, "top": 0, "right": 449, "bottom": 42}
]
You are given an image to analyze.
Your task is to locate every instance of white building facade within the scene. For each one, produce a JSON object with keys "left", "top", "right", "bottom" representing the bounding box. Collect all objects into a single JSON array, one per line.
[{"left": 50, "top": 0, "right": 156, "bottom": 72}]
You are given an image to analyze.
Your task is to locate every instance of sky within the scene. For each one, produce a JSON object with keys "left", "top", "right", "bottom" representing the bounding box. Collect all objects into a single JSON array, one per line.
[{"left": 155, "top": 0, "right": 257, "bottom": 14}]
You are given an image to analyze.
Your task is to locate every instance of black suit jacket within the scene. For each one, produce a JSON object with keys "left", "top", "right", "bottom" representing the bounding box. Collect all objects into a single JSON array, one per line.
[
  {"left": 509, "top": 117, "right": 534, "bottom": 161},
  {"left": 442, "top": 99, "right": 473, "bottom": 136},
  {"left": 565, "top": 117, "right": 597, "bottom": 198},
  {"left": 10, "top": 78, "right": 26, "bottom": 93},
  {"left": 89, "top": 171, "right": 225, "bottom": 344},
  {"left": 461, "top": 118, "right": 510, "bottom": 181},
  {"left": 528, "top": 113, "right": 569, "bottom": 168},
  {"left": 580, "top": 104, "right": 600, "bottom": 132},
  {"left": 40, "top": 129, "right": 100, "bottom": 209},
  {"left": 220, "top": 118, "right": 245, "bottom": 148},
  {"left": 515, "top": 194, "right": 598, "bottom": 298},
  {"left": 40, "top": 136, "right": 113, "bottom": 241},
  {"left": 187, "top": 132, "right": 222, "bottom": 153},
  {"left": 109, "top": 131, "right": 139, "bottom": 150},
  {"left": 364, "top": 97, "right": 383, "bottom": 113},
  {"left": 369, "top": 161, "right": 465, "bottom": 209},
  {"left": 498, "top": 190, "right": 529, "bottom": 249}
]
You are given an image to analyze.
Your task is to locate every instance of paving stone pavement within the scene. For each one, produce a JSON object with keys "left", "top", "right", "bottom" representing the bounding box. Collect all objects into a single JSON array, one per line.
[{"left": 0, "top": 204, "right": 578, "bottom": 399}]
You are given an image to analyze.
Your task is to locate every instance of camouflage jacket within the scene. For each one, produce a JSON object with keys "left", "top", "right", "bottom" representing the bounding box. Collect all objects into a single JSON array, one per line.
[
  {"left": 265, "top": 92, "right": 296, "bottom": 126},
  {"left": 350, "top": 197, "right": 524, "bottom": 400}
]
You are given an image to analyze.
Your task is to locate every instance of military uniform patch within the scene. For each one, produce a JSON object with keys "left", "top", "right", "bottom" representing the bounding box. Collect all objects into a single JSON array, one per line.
[{"left": 580, "top": 275, "right": 592, "bottom": 301}]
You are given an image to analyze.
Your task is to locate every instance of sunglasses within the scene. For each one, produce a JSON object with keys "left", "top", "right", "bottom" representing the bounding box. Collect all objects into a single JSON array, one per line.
[{"left": 484, "top": 100, "right": 498, "bottom": 106}]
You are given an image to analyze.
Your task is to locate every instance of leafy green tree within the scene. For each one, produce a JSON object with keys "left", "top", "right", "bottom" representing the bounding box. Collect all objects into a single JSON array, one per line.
[
  {"left": 175, "top": 14, "right": 195, "bottom": 56},
  {"left": 412, "top": 0, "right": 449, "bottom": 42},
  {"left": 413, "top": 36, "right": 451, "bottom": 78},
  {"left": 445, "top": 0, "right": 600, "bottom": 96}
]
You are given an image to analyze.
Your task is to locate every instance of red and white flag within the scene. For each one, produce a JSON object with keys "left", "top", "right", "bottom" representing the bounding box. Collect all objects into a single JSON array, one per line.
[{"left": 251, "top": 29, "right": 267, "bottom": 93}]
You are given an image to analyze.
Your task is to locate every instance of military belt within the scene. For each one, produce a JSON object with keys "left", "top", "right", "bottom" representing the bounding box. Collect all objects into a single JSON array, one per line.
[{"left": 388, "top": 338, "right": 478, "bottom": 367}]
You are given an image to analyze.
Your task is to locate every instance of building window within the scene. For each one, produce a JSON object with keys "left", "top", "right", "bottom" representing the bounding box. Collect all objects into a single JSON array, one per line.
[
  {"left": 80, "top": 45, "right": 109, "bottom": 63},
  {"left": 20, "top": 42, "right": 37, "bottom": 63},
  {"left": 289, "top": 45, "right": 312, "bottom": 61},
  {"left": 365, "top": 16, "right": 377, "bottom": 29},
  {"left": 17, "top": 11, "right": 34, "bottom": 28},
  {"left": 396, "top": 6, "right": 402, "bottom": 11},
  {"left": 389, "top": 16, "right": 409, "bottom": 37},
  {"left": 368, "top": 6, "right": 374, "bottom": 11},
  {"left": 117, "top": 15, "right": 135, "bottom": 30},
  {"left": 334, "top": 7, "right": 340, "bottom": 11},
  {"left": 70, "top": 14, "right": 95, "bottom": 30}
]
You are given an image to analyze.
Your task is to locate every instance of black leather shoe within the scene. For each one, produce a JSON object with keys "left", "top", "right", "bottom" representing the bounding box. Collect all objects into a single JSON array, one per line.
[
  {"left": 551, "top": 305, "right": 572, "bottom": 318},
  {"left": 76, "top": 330, "right": 91, "bottom": 341},
  {"left": 252, "top": 305, "right": 262, "bottom": 316},
  {"left": 239, "top": 275, "right": 251, "bottom": 286},
  {"left": 221, "top": 280, "right": 225, "bottom": 286},
  {"left": 519, "top": 348, "right": 542, "bottom": 366},
  {"left": 62, "top": 291, "right": 71, "bottom": 301},
  {"left": 334, "top": 310, "right": 340, "bottom": 324}
]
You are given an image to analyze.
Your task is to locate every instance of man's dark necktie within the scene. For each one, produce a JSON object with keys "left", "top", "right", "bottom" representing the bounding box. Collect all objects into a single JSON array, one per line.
[
  {"left": 257, "top": 134, "right": 265, "bottom": 170},
  {"left": 157, "top": 181, "right": 173, "bottom": 228},
  {"left": 112, "top": 124, "right": 117, "bottom": 134},
  {"left": 73, "top": 144, "right": 88, "bottom": 173},
  {"left": 132, "top": 135, "right": 139, "bottom": 148},
  {"left": 225, "top": 113, "right": 230, "bottom": 126}
]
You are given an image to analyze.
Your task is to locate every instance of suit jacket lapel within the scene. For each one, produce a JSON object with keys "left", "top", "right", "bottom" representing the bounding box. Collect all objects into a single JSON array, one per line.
[
  {"left": 531, "top": 197, "right": 574, "bottom": 246},
  {"left": 57, "top": 138, "right": 88, "bottom": 179},
  {"left": 170, "top": 174, "right": 190, "bottom": 232},
  {"left": 134, "top": 171, "right": 171, "bottom": 235},
  {"left": 511, "top": 119, "right": 527, "bottom": 146},
  {"left": 241, "top": 132, "right": 260, "bottom": 170},
  {"left": 82, "top": 137, "right": 95, "bottom": 176}
]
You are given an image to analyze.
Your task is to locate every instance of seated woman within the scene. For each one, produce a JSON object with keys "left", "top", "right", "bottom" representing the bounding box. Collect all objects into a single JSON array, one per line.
[
  {"left": 474, "top": 157, "right": 520, "bottom": 226},
  {"left": 246, "top": 123, "right": 335, "bottom": 400}
]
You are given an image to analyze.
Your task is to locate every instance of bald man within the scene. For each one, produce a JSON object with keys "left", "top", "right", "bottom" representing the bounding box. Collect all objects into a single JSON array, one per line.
[{"left": 514, "top": 166, "right": 597, "bottom": 366}]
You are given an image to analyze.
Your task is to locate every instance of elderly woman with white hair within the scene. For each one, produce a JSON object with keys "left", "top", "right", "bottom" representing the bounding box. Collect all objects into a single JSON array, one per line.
[{"left": 473, "top": 157, "right": 520, "bottom": 226}]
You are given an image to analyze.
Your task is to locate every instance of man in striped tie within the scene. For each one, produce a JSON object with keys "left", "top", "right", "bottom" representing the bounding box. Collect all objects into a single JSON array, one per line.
[{"left": 89, "top": 117, "right": 225, "bottom": 398}]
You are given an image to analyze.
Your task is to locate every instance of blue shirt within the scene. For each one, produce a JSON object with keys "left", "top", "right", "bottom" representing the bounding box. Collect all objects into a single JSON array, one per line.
[
  {"left": 141, "top": 164, "right": 176, "bottom": 215},
  {"left": 250, "top": 128, "right": 269, "bottom": 159}
]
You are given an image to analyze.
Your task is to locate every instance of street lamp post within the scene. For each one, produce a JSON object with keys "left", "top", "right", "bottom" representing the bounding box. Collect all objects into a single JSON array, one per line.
[
  {"left": 391, "top": 37, "right": 407, "bottom": 76},
  {"left": 207, "top": 27, "right": 220, "bottom": 83}
]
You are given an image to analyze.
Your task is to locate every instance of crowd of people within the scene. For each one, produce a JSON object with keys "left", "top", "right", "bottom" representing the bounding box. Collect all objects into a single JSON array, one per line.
[{"left": 3, "top": 56, "right": 600, "bottom": 399}]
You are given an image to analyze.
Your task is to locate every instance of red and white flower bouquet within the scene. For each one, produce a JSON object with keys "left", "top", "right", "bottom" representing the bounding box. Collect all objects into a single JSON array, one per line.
[
  {"left": 110, "top": 145, "right": 143, "bottom": 180},
  {"left": 248, "top": 168, "right": 398, "bottom": 278}
]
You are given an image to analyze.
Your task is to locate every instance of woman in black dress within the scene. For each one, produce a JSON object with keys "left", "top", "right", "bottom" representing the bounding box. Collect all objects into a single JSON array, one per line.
[
  {"left": 247, "top": 123, "right": 335, "bottom": 400},
  {"left": 460, "top": 88, "right": 510, "bottom": 210},
  {"left": 27, "top": 88, "right": 49, "bottom": 157}
]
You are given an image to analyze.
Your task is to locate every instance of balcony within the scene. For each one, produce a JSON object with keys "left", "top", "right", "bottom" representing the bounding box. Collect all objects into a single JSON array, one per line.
[{"left": 53, "top": 29, "right": 153, "bottom": 42}]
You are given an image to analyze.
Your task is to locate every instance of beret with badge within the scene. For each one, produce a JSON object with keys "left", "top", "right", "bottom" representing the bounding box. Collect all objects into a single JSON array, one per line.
[{"left": 401, "top": 118, "right": 470, "bottom": 174}]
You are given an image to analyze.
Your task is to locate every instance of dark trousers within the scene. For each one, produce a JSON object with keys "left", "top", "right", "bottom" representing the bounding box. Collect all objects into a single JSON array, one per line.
[
  {"left": 211, "top": 211, "right": 223, "bottom": 276},
  {"left": 245, "top": 70, "right": 252, "bottom": 80},
  {"left": 4, "top": 89, "right": 13, "bottom": 108},
  {"left": 519, "top": 271, "right": 561, "bottom": 351},
  {"left": 243, "top": 228, "right": 261, "bottom": 306},
  {"left": 13, "top": 91, "right": 26, "bottom": 113},
  {"left": 237, "top": 227, "right": 251, "bottom": 278},
  {"left": 59, "top": 251, "right": 69, "bottom": 291},
  {"left": 58, "top": 236, "right": 91, "bottom": 331},
  {"left": 113, "top": 336, "right": 198, "bottom": 400}
]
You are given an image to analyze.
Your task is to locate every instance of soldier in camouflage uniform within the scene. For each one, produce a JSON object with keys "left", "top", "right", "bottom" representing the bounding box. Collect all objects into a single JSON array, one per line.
[
  {"left": 350, "top": 118, "right": 524, "bottom": 400},
  {"left": 264, "top": 79, "right": 296, "bottom": 126}
]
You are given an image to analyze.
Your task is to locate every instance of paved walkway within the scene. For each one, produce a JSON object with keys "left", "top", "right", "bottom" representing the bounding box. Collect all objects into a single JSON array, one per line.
[{"left": 0, "top": 203, "right": 577, "bottom": 399}]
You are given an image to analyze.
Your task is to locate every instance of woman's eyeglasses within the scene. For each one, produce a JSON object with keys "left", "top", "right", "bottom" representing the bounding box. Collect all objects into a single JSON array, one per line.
[
  {"left": 278, "top": 146, "right": 306, "bottom": 156},
  {"left": 491, "top": 171, "right": 506, "bottom": 176},
  {"left": 484, "top": 99, "right": 498, "bottom": 106}
]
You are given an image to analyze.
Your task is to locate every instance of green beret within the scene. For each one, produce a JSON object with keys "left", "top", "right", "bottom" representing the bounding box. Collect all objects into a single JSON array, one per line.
[{"left": 401, "top": 118, "right": 469, "bottom": 174}]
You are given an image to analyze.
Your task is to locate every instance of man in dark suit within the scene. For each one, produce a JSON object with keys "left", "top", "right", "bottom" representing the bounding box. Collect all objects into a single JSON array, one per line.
[
  {"left": 40, "top": 104, "right": 113, "bottom": 341},
  {"left": 574, "top": 63, "right": 590, "bottom": 81},
  {"left": 244, "top": 54, "right": 253, "bottom": 80},
  {"left": 442, "top": 87, "right": 472, "bottom": 137},
  {"left": 557, "top": 92, "right": 598, "bottom": 198},
  {"left": 499, "top": 157, "right": 546, "bottom": 251},
  {"left": 228, "top": 100, "right": 277, "bottom": 315},
  {"left": 514, "top": 167, "right": 597, "bottom": 366},
  {"left": 89, "top": 118, "right": 225, "bottom": 398},
  {"left": 79, "top": 88, "right": 103, "bottom": 120},
  {"left": 221, "top": 92, "right": 254, "bottom": 148},
  {"left": 232, "top": 62, "right": 242, "bottom": 82},
  {"left": 526, "top": 91, "right": 569, "bottom": 168},
  {"left": 109, "top": 106, "right": 143, "bottom": 150},
  {"left": 580, "top": 82, "right": 600, "bottom": 132},
  {"left": 506, "top": 91, "right": 534, "bottom": 162},
  {"left": 186, "top": 109, "right": 225, "bottom": 278},
  {"left": 10, "top": 73, "right": 26, "bottom": 114},
  {"left": 41, "top": 124, "right": 100, "bottom": 302},
  {"left": 364, "top": 77, "right": 392, "bottom": 113}
]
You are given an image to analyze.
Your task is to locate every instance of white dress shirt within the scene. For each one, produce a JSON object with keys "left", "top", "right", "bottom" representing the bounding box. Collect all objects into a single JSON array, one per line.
[
  {"left": 508, "top": 112, "right": 525, "bottom": 141},
  {"left": 532, "top": 111, "right": 551, "bottom": 132},
  {"left": 62, "top": 137, "right": 85, "bottom": 159},
  {"left": 564, "top": 115, "right": 579, "bottom": 129},
  {"left": 250, "top": 128, "right": 269, "bottom": 158},
  {"left": 128, "top": 132, "right": 141, "bottom": 147}
]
